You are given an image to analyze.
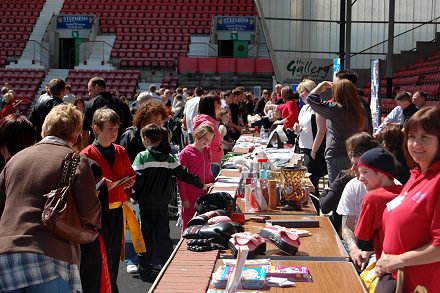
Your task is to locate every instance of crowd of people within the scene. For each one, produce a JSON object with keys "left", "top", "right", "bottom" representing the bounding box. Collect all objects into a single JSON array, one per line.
[{"left": 0, "top": 68, "right": 439, "bottom": 292}]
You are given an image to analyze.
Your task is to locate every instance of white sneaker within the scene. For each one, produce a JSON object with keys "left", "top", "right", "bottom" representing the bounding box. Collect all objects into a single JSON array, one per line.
[{"left": 127, "top": 264, "right": 139, "bottom": 274}]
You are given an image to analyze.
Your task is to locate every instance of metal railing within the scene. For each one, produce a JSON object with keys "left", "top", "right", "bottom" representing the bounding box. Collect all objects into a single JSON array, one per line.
[
  {"left": 26, "top": 40, "right": 50, "bottom": 68},
  {"left": 68, "top": 40, "right": 112, "bottom": 68}
]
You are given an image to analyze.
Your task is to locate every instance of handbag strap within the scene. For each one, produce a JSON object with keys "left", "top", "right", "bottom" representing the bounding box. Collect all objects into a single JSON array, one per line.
[{"left": 59, "top": 152, "right": 81, "bottom": 187}]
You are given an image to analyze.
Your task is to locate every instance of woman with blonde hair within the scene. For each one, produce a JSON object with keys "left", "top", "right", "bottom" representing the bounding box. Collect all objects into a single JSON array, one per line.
[
  {"left": 307, "top": 78, "right": 367, "bottom": 183},
  {"left": 0, "top": 104, "right": 101, "bottom": 292},
  {"left": 295, "top": 79, "right": 327, "bottom": 208}
]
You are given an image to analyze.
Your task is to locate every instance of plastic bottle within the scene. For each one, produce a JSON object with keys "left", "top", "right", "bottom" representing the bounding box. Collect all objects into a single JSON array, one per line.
[
  {"left": 244, "top": 178, "right": 252, "bottom": 212},
  {"left": 268, "top": 179, "right": 278, "bottom": 209},
  {"left": 258, "top": 159, "right": 268, "bottom": 178},
  {"left": 258, "top": 159, "right": 269, "bottom": 203},
  {"left": 260, "top": 126, "right": 265, "bottom": 138}
]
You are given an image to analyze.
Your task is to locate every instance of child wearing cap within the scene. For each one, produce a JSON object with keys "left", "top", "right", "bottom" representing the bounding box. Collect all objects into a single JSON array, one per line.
[{"left": 354, "top": 147, "right": 403, "bottom": 259}]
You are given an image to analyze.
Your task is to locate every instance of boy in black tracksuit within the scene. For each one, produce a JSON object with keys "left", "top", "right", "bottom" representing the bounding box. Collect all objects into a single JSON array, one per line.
[{"left": 131, "top": 124, "right": 209, "bottom": 282}]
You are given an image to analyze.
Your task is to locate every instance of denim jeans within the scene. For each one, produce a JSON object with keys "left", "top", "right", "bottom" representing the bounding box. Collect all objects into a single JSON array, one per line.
[
  {"left": 8, "top": 277, "right": 72, "bottom": 293},
  {"left": 124, "top": 242, "right": 138, "bottom": 266},
  {"left": 326, "top": 156, "right": 351, "bottom": 184},
  {"left": 187, "top": 132, "right": 194, "bottom": 144}
]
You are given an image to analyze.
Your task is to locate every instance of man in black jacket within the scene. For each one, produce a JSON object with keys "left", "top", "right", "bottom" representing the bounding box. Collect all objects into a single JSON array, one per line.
[
  {"left": 29, "top": 78, "right": 65, "bottom": 140},
  {"left": 81, "top": 77, "right": 132, "bottom": 148}
]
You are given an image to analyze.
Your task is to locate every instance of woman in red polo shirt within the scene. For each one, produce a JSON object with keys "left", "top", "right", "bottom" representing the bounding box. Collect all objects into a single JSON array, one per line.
[
  {"left": 375, "top": 107, "right": 440, "bottom": 292},
  {"left": 265, "top": 86, "right": 299, "bottom": 144}
]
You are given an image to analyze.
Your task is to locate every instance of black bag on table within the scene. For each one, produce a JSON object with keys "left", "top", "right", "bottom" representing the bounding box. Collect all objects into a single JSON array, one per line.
[{"left": 194, "top": 192, "right": 236, "bottom": 216}]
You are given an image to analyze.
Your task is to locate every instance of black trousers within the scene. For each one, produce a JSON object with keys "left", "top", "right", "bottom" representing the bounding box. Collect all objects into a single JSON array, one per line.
[
  {"left": 101, "top": 207, "right": 123, "bottom": 293},
  {"left": 138, "top": 209, "right": 173, "bottom": 269},
  {"left": 80, "top": 239, "right": 101, "bottom": 293},
  {"left": 301, "top": 148, "right": 321, "bottom": 212}
]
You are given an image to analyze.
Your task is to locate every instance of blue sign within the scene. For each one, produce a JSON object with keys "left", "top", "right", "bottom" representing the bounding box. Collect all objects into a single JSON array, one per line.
[
  {"left": 371, "top": 59, "right": 381, "bottom": 130},
  {"left": 216, "top": 17, "right": 256, "bottom": 31},
  {"left": 57, "top": 15, "right": 93, "bottom": 29},
  {"left": 333, "top": 58, "right": 341, "bottom": 81}
]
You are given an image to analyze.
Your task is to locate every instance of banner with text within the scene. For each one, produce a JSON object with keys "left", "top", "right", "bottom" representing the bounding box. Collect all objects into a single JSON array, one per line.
[
  {"left": 333, "top": 58, "right": 341, "bottom": 80},
  {"left": 216, "top": 16, "right": 256, "bottom": 31},
  {"left": 370, "top": 59, "right": 381, "bottom": 130},
  {"left": 281, "top": 58, "right": 332, "bottom": 84},
  {"left": 57, "top": 15, "right": 94, "bottom": 29}
]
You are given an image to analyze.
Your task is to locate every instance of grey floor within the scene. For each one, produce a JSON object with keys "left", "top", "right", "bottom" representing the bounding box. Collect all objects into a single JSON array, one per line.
[{"left": 117, "top": 219, "right": 181, "bottom": 293}]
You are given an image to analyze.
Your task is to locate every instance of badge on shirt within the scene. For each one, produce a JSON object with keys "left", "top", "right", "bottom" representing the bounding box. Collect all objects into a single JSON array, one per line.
[{"left": 386, "top": 193, "right": 406, "bottom": 212}]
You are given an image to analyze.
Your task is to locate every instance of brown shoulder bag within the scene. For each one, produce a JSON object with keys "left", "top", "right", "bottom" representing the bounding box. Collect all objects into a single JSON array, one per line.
[{"left": 42, "top": 152, "right": 99, "bottom": 244}]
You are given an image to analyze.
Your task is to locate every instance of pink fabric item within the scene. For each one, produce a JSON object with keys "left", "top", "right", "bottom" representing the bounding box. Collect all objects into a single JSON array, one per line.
[
  {"left": 192, "top": 114, "right": 223, "bottom": 164},
  {"left": 264, "top": 225, "right": 301, "bottom": 248},
  {"left": 180, "top": 194, "right": 200, "bottom": 235},
  {"left": 204, "top": 210, "right": 220, "bottom": 218},
  {"left": 178, "top": 144, "right": 215, "bottom": 234},
  {"left": 230, "top": 232, "right": 266, "bottom": 251},
  {"left": 207, "top": 216, "right": 232, "bottom": 225}
]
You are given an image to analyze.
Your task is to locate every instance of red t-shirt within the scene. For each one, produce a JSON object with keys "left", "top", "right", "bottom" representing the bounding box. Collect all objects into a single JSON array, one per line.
[
  {"left": 382, "top": 160, "right": 440, "bottom": 292},
  {"left": 355, "top": 185, "right": 403, "bottom": 258},
  {"left": 276, "top": 100, "right": 298, "bottom": 129}
]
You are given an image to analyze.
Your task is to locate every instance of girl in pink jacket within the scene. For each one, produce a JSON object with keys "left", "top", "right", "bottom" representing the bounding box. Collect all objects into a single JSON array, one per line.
[
  {"left": 178, "top": 124, "right": 215, "bottom": 232},
  {"left": 192, "top": 94, "right": 223, "bottom": 177}
]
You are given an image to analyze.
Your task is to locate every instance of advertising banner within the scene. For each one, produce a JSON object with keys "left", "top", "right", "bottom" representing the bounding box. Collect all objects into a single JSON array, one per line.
[
  {"left": 216, "top": 16, "right": 256, "bottom": 31},
  {"left": 370, "top": 59, "right": 381, "bottom": 130},
  {"left": 281, "top": 58, "right": 332, "bottom": 84},
  {"left": 333, "top": 58, "right": 341, "bottom": 80},
  {"left": 57, "top": 15, "right": 94, "bottom": 29}
]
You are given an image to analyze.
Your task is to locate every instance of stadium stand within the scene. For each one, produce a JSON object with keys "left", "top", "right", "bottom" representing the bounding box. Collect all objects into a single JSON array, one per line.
[
  {"left": 363, "top": 51, "right": 440, "bottom": 116},
  {"left": 60, "top": 0, "right": 257, "bottom": 68},
  {"left": 0, "top": 68, "right": 46, "bottom": 109},
  {"left": 0, "top": 1, "right": 45, "bottom": 67},
  {"left": 65, "top": 69, "right": 141, "bottom": 100}
]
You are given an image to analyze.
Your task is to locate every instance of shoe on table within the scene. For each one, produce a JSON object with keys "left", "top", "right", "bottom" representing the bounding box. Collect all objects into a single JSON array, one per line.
[{"left": 127, "top": 264, "right": 139, "bottom": 274}]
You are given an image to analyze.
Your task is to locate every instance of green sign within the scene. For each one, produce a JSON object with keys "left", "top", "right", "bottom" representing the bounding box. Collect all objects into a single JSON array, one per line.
[
  {"left": 231, "top": 32, "right": 238, "bottom": 40},
  {"left": 72, "top": 31, "right": 79, "bottom": 38},
  {"left": 233, "top": 40, "right": 248, "bottom": 58}
]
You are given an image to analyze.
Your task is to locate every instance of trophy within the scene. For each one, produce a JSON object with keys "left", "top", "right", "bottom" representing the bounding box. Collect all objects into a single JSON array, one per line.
[{"left": 280, "top": 166, "right": 307, "bottom": 211}]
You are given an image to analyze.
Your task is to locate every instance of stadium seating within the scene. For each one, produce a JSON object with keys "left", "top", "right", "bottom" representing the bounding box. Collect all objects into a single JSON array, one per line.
[
  {"left": 0, "top": 0, "right": 45, "bottom": 67},
  {"left": 0, "top": 68, "right": 46, "bottom": 108},
  {"left": 60, "top": 0, "right": 257, "bottom": 68},
  {"left": 65, "top": 69, "right": 141, "bottom": 100},
  {"left": 364, "top": 51, "right": 440, "bottom": 115}
]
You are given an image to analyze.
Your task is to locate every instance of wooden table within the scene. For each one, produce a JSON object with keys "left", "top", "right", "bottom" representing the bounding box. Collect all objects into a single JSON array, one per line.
[
  {"left": 150, "top": 239, "right": 219, "bottom": 293},
  {"left": 208, "top": 260, "right": 366, "bottom": 292},
  {"left": 221, "top": 215, "right": 347, "bottom": 261}
]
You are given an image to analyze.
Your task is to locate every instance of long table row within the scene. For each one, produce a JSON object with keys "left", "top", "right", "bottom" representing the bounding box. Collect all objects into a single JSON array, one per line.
[{"left": 150, "top": 148, "right": 366, "bottom": 292}]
